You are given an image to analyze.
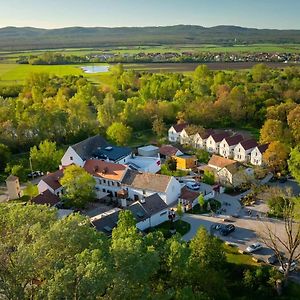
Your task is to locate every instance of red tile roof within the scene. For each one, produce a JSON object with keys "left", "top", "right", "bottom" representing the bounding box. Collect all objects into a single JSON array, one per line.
[
  {"left": 31, "top": 190, "right": 60, "bottom": 206},
  {"left": 180, "top": 186, "right": 200, "bottom": 202},
  {"left": 172, "top": 123, "right": 188, "bottom": 133},
  {"left": 84, "top": 159, "right": 127, "bottom": 181},
  {"left": 42, "top": 169, "right": 64, "bottom": 191},
  {"left": 208, "top": 155, "right": 236, "bottom": 169},
  {"left": 159, "top": 145, "right": 180, "bottom": 157}
]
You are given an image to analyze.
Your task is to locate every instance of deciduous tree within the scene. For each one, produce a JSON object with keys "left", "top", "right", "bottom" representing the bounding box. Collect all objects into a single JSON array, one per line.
[
  {"left": 60, "top": 165, "right": 96, "bottom": 208},
  {"left": 106, "top": 122, "right": 132, "bottom": 146}
]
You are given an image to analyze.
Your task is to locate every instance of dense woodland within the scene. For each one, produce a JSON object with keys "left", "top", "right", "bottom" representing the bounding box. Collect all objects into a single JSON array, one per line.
[
  {"left": 0, "top": 204, "right": 294, "bottom": 300},
  {"left": 0, "top": 63, "right": 300, "bottom": 179},
  {"left": 1, "top": 25, "right": 300, "bottom": 50}
]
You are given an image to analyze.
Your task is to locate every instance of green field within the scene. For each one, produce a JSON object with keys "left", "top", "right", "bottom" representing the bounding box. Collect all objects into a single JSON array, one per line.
[
  {"left": 1, "top": 43, "right": 300, "bottom": 60},
  {"left": 0, "top": 63, "right": 113, "bottom": 86}
]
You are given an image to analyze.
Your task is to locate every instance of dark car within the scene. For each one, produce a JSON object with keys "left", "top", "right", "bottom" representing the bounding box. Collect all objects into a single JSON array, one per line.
[
  {"left": 267, "top": 252, "right": 284, "bottom": 265},
  {"left": 220, "top": 224, "right": 235, "bottom": 236},
  {"left": 278, "top": 176, "right": 287, "bottom": 183}
]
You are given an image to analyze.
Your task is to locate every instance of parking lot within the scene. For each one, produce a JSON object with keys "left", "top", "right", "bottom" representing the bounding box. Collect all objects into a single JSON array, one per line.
[{"left": 182, "top": 185, "right": 300, "bottom": 278}]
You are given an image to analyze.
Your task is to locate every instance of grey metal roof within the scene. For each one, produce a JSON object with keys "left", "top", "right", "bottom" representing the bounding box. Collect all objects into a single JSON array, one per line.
[
  {"left": 72, "top": 135, "right": 108, "bottom": 160},
  {"left": 140, "top": 193, "right": 168, "bottom": 215},
  {"left": 71, "top": 135, "right": 132, "bottom": 162},
  {"left": 92, "top": 145, "right": 132, "bottom": 162}
]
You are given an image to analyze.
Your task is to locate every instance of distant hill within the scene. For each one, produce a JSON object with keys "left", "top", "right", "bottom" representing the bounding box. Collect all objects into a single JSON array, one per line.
[{"left": 0, "top": 25, "right": 300, "bottom": 50}]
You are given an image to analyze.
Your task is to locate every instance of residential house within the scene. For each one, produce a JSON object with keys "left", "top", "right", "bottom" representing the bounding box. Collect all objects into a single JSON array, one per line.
[
  {"left": 83, "top": 159, "right": 128, "bottom": 199},
  {"left": 172, "top": 154, "right": 197, "bottom": 170},
  {"left": 234, "top": 139, "right": 258, "bottom": 163},
  {"left": 178, "top": 187, "right": 200, "bottom": 211},
  {"left": 122, "top": 169, "right": 181, "bottom": 205},
  {"left": 168, "top": 123, "right": 188, "bottom": 143},
  {"left": 218, "top": 163, "right": 254, "bottom": 187},
  {"left": 61, "top": 135, "right": 132, "bottom": 167},
  {"left": 159, "top": 145, "right": 183, "bottom": 159},
  {"left": 206, "top": 132, "right": 231, "bottom": 154},
  {"left": 37, "top": 169, "right": 64, "bottom": 196},
  {"left": 250, "top": 144, "right": 269, "bottom": 166},
  {"left": 31, "top": 189, "right": 61, "bottom": 207},
  {"left": 91, "top": 193, "right": 169, "bottom": 234},
  {"left": 219, "top": 135, "right": 244, "bottom": 159},
  {"left": 208, "top": 155, "right": 236, "bottom": 172},
  {"left": 193, "top": 129, "right": 215, "bottom": 149}
]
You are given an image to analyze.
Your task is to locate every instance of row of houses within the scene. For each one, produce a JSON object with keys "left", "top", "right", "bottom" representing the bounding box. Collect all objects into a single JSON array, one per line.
[{"left": 168, "top": 123, "right": 268, "bottom": 166}]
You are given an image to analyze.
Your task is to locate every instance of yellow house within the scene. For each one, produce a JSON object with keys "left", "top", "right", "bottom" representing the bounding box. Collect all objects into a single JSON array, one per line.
[{"left": 173, "top": 155, "right": 197, "bottom": 170}]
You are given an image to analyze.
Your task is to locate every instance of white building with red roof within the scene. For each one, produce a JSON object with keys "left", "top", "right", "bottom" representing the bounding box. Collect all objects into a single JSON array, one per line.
[{"left": 168, "top": 123, "right": 188, "bottom": 143}]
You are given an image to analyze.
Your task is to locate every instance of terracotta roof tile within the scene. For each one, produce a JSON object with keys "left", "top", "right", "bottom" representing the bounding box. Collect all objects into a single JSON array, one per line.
[
  {"left": 42, "top": 169, "right": 64, "bottom": 191},
  {"left": 84, "top": 160, "right": 127, "bottom": 181},
  {"left": 159, "top": 145, "right": 180, "bottom": 157},
  {"left": 180, "top": 186, "right": 200, "bottom": 202},
  {"left": 208, "top": 155, "right": 236, "bottom": 169}
]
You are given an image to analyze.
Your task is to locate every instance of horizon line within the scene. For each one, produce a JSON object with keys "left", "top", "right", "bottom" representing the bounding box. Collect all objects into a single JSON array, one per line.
[{"left": 1, "top": 24, "right": 300, "bottom": 31}]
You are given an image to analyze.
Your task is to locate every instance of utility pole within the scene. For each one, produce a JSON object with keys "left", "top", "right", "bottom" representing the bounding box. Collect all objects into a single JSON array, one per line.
[{"left": 29, "top": 157, "right": 34, "bottom": 179}]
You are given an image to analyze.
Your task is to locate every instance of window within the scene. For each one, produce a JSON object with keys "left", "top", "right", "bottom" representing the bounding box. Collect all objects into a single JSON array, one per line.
[
  {"left": 70, "top": 156, "right": 73, "bottom": 161},
  {"left": 143, "top": 190, "right": 146, "bottom": 195},
  {"left": 103, "top": 189, "right": 106, "bottom": 192},
  {"left": 111, "top": 181, "right": 114, "bottom": 186},
  {"left": 103, "top": 180, "right": 106, "bottom": 184},
  {"left": 98, "top": 179, "right": 101, "bottom": 184},
  {"left": 108, "top": 181, "right": 110, "bottom": 186}
]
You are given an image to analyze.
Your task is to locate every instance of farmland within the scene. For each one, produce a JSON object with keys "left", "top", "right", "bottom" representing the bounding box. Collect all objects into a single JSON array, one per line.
[{"left": 0, "top": 60, "right": 298, "bottom": 86}]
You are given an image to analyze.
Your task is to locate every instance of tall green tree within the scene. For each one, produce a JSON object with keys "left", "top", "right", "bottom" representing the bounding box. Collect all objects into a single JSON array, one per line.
[
  {"left": 288, "top": 146, "right": 300, "bottom": 184},
  {"left": 0, "top": 143, "right": 11, "bottom": 171},
  {"left": 106, "top": 122, "right": 132, "bottom": 146},
  {"left": 30, "top": 140, "right": 63, "bottom": 172},
  {"left": 60, "top": 165, "right": 96, "bottom": 208}
]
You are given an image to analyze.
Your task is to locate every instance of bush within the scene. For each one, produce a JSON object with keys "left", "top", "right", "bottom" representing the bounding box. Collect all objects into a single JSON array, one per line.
[{"left": 203, "top": 170, "right": 215, "bottom": 185}]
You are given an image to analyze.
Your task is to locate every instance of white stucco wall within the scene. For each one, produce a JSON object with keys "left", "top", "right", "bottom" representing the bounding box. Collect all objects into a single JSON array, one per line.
[
  {"left": 61, "top": 147, "right": 84, "bottom": 167},
  {"left": 168, "top": 127, "right": 179, "bottom": 142},
  {"left": 250, "top": 148, "right": 263, "bottom": 166}
]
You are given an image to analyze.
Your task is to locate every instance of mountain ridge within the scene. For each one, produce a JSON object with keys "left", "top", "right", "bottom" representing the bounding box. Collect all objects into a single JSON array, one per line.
[{"left": 0, "top": 25, "right": 299, "bottom": 50}]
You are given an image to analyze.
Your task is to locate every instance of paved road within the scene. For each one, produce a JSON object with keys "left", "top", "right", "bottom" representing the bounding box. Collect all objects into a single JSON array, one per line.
[{"left": 182, "top": 190, "right": 300, "bottom": 279}]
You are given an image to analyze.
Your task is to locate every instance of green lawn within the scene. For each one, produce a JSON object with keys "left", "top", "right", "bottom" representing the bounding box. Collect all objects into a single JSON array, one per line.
[
  {"left": 150, "top": 220, "right": 191, "bottom": 238},
  {"left": 0, "top": 63, "right": 112, "bottom": 86},
  {"left": 224, "top": 243, "right": 260, "bottom": 266},
  {"left": 188, "top": 199, "right": 221, "bottom": 215}
]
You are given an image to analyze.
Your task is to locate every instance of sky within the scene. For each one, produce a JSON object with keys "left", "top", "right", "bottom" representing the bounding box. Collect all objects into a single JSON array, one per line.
[{"left": 0, "top": 0, "right": 299, "bottom": 29}]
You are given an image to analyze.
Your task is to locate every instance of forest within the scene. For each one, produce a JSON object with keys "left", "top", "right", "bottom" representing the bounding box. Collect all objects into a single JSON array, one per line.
[
  {"left": 0, "top": 204, "right": 297, "bottom": 300},
  {"left": 0, "top": 63, "right": 299, "bottom": 180}
]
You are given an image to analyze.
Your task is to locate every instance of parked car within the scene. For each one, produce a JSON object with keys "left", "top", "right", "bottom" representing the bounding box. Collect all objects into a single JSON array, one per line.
[
  {"left": 246, "top": 242, "right": 263, "bottom": 253},
  {"left": 220, "top": 224, "right": 235, "bottom": 236},
  {"left": 27, "top": 171, "right": 44, "bottom": 178},
  {"left": 278, "top": 261, "right": 297, "bottom": 273},
  {"left": 278, "top": 176, "right": 287, "bottom": 183},
  {"left": 267, "top": 252, "right": 284, "bottom": 265},
  {"left": 186, "top": 181, "right": 200, "bottom": 190}
]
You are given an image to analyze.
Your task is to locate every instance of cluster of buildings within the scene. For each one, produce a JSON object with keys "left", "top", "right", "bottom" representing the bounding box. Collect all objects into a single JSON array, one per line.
[
  {"left": 168, "top": 123, "right": 269, "bottom": 167},
  {"left": 23, "top": 135, "right": 210, "bottom": 235}
]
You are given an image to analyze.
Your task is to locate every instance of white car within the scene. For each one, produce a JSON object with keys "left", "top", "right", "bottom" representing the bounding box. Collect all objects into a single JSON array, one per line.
[
  {"left": 246, "top": 242, "right": 263, "bottom": 253},
  {"left": 186, "top": 182, "right": 200, "bottom": 190},
  {"left": 278, "top": 261, "right": 297, "bottom": 273}
]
